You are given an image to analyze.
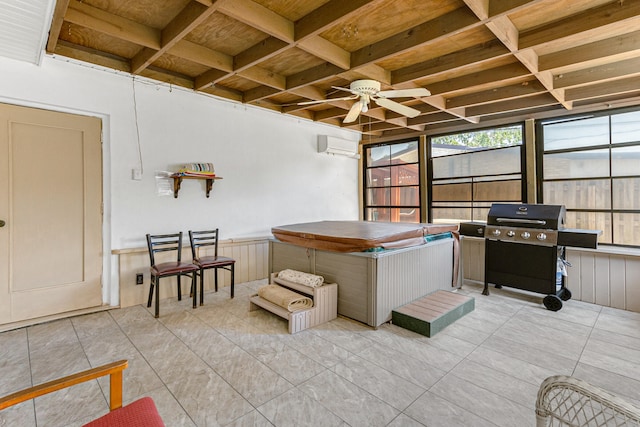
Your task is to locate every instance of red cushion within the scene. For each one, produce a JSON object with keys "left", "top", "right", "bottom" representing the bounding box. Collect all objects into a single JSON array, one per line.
[
  {"left": 83, "top": 397, "right": 165, "bottom": 427},
  {"left": 194, "top": 256, "right": 235, "bottom": 268},
  {"left": 151, "top": 261, "right": 198, "bottom": 276}
]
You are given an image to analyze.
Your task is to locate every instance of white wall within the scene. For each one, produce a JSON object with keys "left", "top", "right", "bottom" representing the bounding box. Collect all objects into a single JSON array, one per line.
[{"left": 0, "top": 54, "right": 360, "bottom": 304}]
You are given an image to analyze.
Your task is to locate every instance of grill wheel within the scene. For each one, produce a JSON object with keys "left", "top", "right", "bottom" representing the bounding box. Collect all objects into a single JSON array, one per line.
[{"left": 543, "top": 295, "right": 563, "bottom": 311}]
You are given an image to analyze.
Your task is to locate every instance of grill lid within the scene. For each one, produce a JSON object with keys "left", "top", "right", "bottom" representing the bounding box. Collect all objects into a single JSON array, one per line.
[{"left": 487, "top": 203, "right": 566, "bottom": 230}]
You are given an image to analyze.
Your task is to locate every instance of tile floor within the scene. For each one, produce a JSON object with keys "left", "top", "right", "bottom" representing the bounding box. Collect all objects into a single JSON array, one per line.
[{"left": 1, "top": 280, "right": 640, "bottom": 427}]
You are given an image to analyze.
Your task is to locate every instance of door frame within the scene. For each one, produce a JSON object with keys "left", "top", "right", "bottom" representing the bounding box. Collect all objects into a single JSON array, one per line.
[{"left": 0, "top": 97, "right": 115, "bottom": 310}]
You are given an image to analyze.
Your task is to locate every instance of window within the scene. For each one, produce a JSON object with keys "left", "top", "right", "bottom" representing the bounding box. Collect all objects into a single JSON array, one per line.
[
  {"left": 537, "top": 109, "right": 640, "bottom": 246},
  {"left": 429, "top": 125, "right": 525, "bottom": 223},
  {"left": 363, "top": 139, "right": 420, "bottom": 223}
]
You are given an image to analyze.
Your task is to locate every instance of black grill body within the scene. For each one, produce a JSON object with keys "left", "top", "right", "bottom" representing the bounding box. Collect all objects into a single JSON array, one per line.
[{"left": 459, "top": 203, "right": 600, "bottom": 311}]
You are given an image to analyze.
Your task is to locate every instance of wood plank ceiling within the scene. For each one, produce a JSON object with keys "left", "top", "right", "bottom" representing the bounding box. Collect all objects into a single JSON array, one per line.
[{"left": 47, "top": 0, "right": 640, "bottom": 138}]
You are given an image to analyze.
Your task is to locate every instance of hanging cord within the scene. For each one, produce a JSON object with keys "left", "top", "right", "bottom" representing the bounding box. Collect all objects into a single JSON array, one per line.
[{"left": 132, "top": 77, "right": 144, "bottom": 174}]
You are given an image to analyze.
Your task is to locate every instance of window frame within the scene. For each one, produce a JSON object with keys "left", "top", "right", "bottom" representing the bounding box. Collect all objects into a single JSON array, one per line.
[
  {"left": 427, "top": 123, "right": 527, "bottom": 223},
  {"left": 535, "top": 106, "right": 640, "bottom": 248},
  {"left": 362, "top": 137, "right": 423, "bottom": 223}
]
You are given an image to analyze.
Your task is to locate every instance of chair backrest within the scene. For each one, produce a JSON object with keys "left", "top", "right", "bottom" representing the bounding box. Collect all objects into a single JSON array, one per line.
[
  {"left": 146, "top": 232, "right": 184, "bottom": 266},
  {"left": 189, "top": 229, "right": 219, "bottom": 258}
]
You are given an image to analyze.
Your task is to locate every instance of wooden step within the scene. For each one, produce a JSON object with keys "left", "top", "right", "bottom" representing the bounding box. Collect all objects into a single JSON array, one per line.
[{"left": 392, "top": 290, "right": 474, "bottom": 337}]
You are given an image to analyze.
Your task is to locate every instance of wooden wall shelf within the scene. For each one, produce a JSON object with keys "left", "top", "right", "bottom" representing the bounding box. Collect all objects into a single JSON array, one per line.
[{"left": 171, "top": 174, "right": 222, "bottom": 198}]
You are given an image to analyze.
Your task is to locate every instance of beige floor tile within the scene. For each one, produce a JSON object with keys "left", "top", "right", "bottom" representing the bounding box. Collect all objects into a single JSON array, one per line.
[
  {"left": 429, "top": 374, "right": 534, "bottom": 427},
  {"left": 4, "top": 278, "right": 640, "bottom": 427},
  {"left": 450, "top": 359, "right": 540, "bottom": 407},
  {"left": 332, "top": 354, "right": 426, "bottom": 411},
  {"left": 257, "top": 388, "right": 346, "bottom": 427},
  {"left": 214, "top": 349, "right": 293, "bottom": 406},
  {"left": 404, "top": 391, "right": 498, "bottom": 427},
  {"left": 572, "top": 363, "right": 640, "bottom": 407},
  {"left": 357, "top": 343, "right": 448, "bottom": 389},
  {"left": 299, "top": 370, "right": 399, "bottom": 427}
]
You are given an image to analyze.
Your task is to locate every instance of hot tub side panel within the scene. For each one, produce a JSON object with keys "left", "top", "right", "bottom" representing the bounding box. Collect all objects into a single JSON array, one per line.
[{"left": 269, "top": 239, "right": 454, "bottom": 327}]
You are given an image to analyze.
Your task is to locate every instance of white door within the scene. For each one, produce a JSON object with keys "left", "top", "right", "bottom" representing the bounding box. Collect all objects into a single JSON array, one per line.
[{"left": 0, "top": 103, "right": 103, "bottom": 324}]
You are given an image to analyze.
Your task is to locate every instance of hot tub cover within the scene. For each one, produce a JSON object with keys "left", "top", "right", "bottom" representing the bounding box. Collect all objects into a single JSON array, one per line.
[{"left": 271, "top": 220, "right": 458, "bottom": 253}]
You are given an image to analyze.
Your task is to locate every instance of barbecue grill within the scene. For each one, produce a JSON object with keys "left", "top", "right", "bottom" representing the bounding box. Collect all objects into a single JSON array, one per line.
[{"left": 459, "top": 203, "right": 601, "bottom": 311}]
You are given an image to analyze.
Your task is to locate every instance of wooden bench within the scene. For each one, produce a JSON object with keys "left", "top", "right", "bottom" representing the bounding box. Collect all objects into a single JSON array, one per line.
[
  {"left": 392, "top": 290, "right": 474, "bottom": 337},
  {"left": 249, "top": 272, "right": 338, "bottom": 334}
]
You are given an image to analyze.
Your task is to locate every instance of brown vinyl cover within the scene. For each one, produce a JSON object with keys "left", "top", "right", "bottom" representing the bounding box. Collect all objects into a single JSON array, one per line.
[{"left": 271, "top": 221, "right": 458, "bottom": 252}]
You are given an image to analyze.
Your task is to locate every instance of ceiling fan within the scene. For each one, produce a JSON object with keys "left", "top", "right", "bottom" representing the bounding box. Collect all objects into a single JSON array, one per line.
[{"left": 298, "top": 79, "right": 431, "bottom": 123}]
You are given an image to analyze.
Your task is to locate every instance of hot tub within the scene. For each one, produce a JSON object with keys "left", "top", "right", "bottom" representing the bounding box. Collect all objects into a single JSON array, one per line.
[{"left": 269, "top": 221, "right": 458, "bottom": 327}]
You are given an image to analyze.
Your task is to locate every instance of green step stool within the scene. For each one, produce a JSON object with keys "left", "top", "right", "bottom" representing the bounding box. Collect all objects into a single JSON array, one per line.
[{"left": 392, "top": 290, "right": 474, "bottom": 337}]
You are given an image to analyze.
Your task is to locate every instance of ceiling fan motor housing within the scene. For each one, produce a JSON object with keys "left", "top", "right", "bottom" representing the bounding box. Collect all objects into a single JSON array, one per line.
[{"left": 350, "top": 79, "right": 381, "bottom": 95}]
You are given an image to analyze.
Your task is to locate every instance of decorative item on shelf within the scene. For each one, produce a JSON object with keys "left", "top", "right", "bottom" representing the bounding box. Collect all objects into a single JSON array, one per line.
[{"left": 171, "top": 162, "right": 223, "bottom": 198}]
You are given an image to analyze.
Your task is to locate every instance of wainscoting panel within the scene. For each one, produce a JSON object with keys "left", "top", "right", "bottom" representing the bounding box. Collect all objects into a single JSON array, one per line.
[
  {"left": 114, "top": 237, "right": 270, "bottom": 308},
  {"left": 461, "top": 236, "right": 640, "bottom": 313}
]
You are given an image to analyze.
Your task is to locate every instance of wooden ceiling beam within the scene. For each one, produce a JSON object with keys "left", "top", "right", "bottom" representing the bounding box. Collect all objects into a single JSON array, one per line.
[
  {"left": 426, "top": 62, "right": 530, "bottom": 95},
  {"left": 131, "top": 1, "right": 218, "bottom": 74},
  {"left": 169, "top": 40, "right": 233, "bottom": 72},
  {"left": 465, "top": 93, "right": 557, "bottom": 116},
  {"left": 46, "top": 0, "right": 71, "bottom": 53},
  {"left": 297, "top": 37, "right": 350, "bottom": 70},
  {"left": 553, "top": 57, "right": 640, "bottom": 90},
  {"left": 408, "top": 111, "right": 460, "bottom": 126},
  {"left": 218, "top": 0, "right": 294, "bottom": 43},
  {"left": 392, "top": 40, "right": 510, "bottom": 85},
  {"left": 565, "top": 75, "right": 640, "bottom": 102},
  {"left": 243, "top": 85, "right": 280, "bottom": 103},
  {"left": 351, "top": 7, "right": 480, "bottom": 68},
  {"left": 234, "top": 37, "right": 290, "bottom": 71},
  {"left": 286, "top": 63, "right": 344, "bottom": 90},
  {"left": 539, "top": 30, "right": 640, "bottom": 72},
  {"left": 294, "top": 0, "right": 377, "bottom": 40},
  {"left": 237, "top": 66, "right": 287, "bottom": 90},
  {"left": 463, "top": 2, "right": 572, "bottom": 110},
  {"left": 445, "top": 79, "right": 545, "bottom": 108},
  {"left": 65, "top": 1, "right": 161, "bottom": 49},
  {"left": 54, "top": 40, "right": 131, "bottom": 72},
  {"left": 519, "top": 0, "right": 640, "bottom": 50}
]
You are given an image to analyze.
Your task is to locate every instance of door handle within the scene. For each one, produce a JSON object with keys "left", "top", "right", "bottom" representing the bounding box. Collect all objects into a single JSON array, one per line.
[{"left": 0, "top": 220, "right": 5, "bottom": 227}]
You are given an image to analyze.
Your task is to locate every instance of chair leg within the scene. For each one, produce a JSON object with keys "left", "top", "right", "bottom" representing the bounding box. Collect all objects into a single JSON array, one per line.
[
  {"left": 147, "top": 277, "right": 155, "bottom": 308},
  {"left": 230, "top": 265, "right": 235, "bottom": 299},
  {"left": 214, "top": 268, "right": 218, "bottom": 292},
  {"left": 191, "top": 273, "right": 197, "bottom": 309},
  {"left": 155, "top": 278, "right": 160, "bottom": 318},
  {"left": 177, "top": 275, "right": 182, "bottom": 301},
  {"left": 199, "top": 269, "right": 204, "bottom": 306}
]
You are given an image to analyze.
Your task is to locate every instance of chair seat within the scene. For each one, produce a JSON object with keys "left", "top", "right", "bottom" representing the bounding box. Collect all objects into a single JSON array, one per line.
[
  {"left": 194, "top": 256, "right": 236, "bottom": 269},
  {"left": 83, "top": 397, "right": 165, "bottom": 427},
  {"left": 151, "top": 261, "right": 198, "bottom": 276}
]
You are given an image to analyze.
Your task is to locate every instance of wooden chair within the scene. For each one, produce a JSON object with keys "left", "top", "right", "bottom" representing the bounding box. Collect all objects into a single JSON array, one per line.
[
  {"left": 146, "top": 232, "right": 199, "bottom": 318},
  {"left": 189, "top": 229, "right": 236, "bottom": 304},
  {"left": 0, "top": 360, "right": 165, "bottom": 427}
]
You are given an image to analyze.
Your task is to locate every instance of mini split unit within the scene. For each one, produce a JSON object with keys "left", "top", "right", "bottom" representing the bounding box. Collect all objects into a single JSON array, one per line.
[{"left": 317, "top": 135, "right": 360, "bottom": 159}]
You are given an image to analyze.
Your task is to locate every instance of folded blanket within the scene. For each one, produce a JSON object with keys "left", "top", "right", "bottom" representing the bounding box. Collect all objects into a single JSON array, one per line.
[
  {"left": 178, "top": 163, "right": 215, "bottom": 176},
  {"left": 277, "top": 269, "right": 324, "bottom": 288},
  {"left": 258, "top": 284, "right": 313, "bottom": 312}
]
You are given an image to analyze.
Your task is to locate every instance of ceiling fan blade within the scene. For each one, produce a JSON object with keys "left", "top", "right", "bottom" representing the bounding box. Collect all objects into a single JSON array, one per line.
[
  {"left": 374, "top": 97, "right": 421, "bottom": 118},
  {"left": 343, "top": 100, "right": 364, "bottom": 123},
  {"left": 331, "top": 85, "right": 356, "bottom": 94},
  {"left": 297, "top": 95, "right": 358, "bottom": 106},
  {"left": 377, "top": 88, "right": 431, "bottom": 98}
]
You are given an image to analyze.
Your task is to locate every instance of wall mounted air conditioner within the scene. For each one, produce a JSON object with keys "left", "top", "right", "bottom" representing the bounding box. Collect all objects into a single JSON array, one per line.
[{"left": 317, "top": 135, "right": 360, "bottom": 159}]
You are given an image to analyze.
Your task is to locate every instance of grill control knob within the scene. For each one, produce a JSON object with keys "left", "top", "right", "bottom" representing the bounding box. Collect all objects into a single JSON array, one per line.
[
  {"left": 537, "top": 233, "right": 547, "bottom": 241},
  {"left": 492, "top": 229, "right": 501, "bottom": 236},
  {"left": 521, "top": 231, "right": 531, "bottom": 239},
  {"left": 506, "top": 230, "right": 515, "bottom": 237}
]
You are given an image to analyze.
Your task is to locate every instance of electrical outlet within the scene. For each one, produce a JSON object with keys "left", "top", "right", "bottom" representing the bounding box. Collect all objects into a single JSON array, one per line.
[{"left": 136, "top": 273, "right": 144, "bottom": 285}]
